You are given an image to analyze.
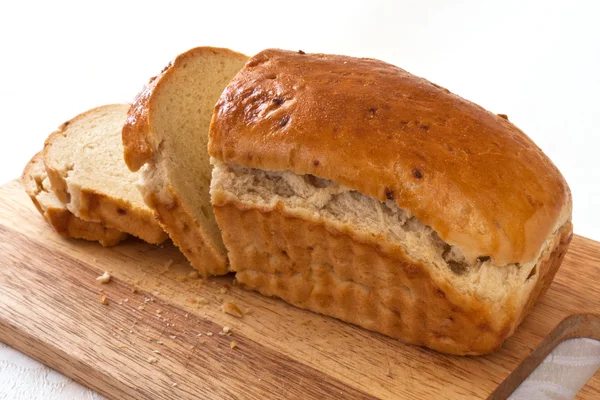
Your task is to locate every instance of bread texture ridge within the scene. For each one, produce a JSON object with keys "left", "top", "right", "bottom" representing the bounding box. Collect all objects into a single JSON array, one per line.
[
  {"left": 208, "top": 49, "right": 573, "bottom": 354},
  {"left": 22, "top": 152, "right": 127, "bottom": 246},
  {"left": 43, "top": 104, "right": 167, "bottom": 244},
  {"left": 122, "top": 47, "right": 248, "bottom": 276},
  {"left": 209, "top": 49, "right": 572, "bottom": 267}
]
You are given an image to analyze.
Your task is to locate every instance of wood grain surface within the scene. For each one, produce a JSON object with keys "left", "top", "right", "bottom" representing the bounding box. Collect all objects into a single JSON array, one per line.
[{"left": 0, "top": 179, "right": 598, "bottom": 399}]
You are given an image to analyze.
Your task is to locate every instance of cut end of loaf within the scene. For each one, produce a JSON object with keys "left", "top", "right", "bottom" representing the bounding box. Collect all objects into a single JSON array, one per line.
[
  {"left": 211, "top": 160, "right": 566, "bottom": 303},
  {"left": 210, "top": 159, "right": 574, "bottom": 354}
]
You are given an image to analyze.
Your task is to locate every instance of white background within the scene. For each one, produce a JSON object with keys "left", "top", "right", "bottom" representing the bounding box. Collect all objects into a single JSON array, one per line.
[
  {"left": 0, "top": 0, "right": 598, "bottom": 240},
  {"left": 0, "top": 1, "right": 598, "bottom": 398}
]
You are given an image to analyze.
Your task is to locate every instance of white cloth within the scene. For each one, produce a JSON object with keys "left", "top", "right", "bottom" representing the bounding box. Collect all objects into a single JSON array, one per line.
[
  {"left": 509, "top": 338, "right": 600, "bottom": 400},
  {"left": 1, "top": 339, "right": 599, "bottom": 399}
]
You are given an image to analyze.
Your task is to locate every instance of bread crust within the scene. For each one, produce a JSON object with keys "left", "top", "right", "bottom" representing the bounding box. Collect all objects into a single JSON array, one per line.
[
  {"left": 213, "top": 196, "right": 572, "bottom": 355},
  {"left": 209, "top": 49, "right": 572, "bottom": 266},
  {"left": 22, "top": 153, "right": 127, "bottom": 247},
  {"left": 122, "top": 47, "right": 247, "bottom": 275},
  {"left": 42, "top": 104, "right": 167, "bottom": 244},
  {"left": 144, "top": 188, "right": 229, "bottom": 276}
]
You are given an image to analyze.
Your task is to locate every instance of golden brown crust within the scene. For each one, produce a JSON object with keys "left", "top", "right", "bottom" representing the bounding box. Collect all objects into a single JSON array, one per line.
[
  {"left": 75, "top": 188, "right": 166, "bottom": 244},
  {"left": 209, "top": 49, "right": 572, "bottom": 266},
  {"left": 213, "top": 199, "right": 572, "bottom": 355},
  {"left": 21, "top": 153, "right": 128, "bottom": 247},
  {"left": 145, "top": 188, "right": 228, "bottom": 277},
  {"left": 122, "top": 74, "right": 160, "bottom": 171},
  {"left": 43, "top": 207, "right": 128, "bottom": 247}
]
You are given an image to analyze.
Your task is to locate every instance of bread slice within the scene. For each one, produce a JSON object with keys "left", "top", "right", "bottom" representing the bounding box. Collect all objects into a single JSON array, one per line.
[
  {"left": 208, "top": 49, "right": 573, "bottom": 355},
  {"left": 43, "top": 104, "right": 167, "bottom": 244},
  {"left": 122, "top": 47, "right": 248, "bottom": 276},
  {"left": 22, "top": 152, "right": 128, "bottom": 246}
]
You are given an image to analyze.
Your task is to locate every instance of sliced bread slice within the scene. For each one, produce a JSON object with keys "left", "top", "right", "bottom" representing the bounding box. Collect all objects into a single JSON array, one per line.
[
  {"left": 43, "top": 104, "right": 167, "bottom": 244},
  {"left": 22, "top": 152, "right": 128, "bottom": 246},
  {"left": 122, "top": 47, "right": 248, "bottom": 276}
]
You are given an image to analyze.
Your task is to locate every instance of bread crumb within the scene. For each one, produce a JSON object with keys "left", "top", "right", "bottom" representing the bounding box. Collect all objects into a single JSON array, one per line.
[
  {"left": 206, "top": 332, "right": 213, "bottom": 337},
  {"left": 188, "top": 271, "right": 199, "bottom": 279},
  {"left": 137, "top": 305, "right": 145, "bottom": 311},
  {"left": 222, "top": 326, "right": 231, "bottom": 334},
  {"left": 172, "top": 383, "right": 178, "bottom": 387},
  {"left": 96, "top": 272, "right": 111, "bottom": 284},
  {"left": 196, "top": 333, "right": 202, "bottom": 337},
  {"left": 169, "top": 335, "right": 177, "bottom": 339},
  {"left": 123, "top": 298, "right": 129, "bottom": 303},
  {"left": 99, "top": 294, "right": 108, "bottom": 305},
  {"left": 156, "top": 309, "right": 162, "bottom": 314},
  {"left": 222, "top": 302, "right": 243, "bottom": 318},
  {"left": 230, "top": 341, "right": 237, "bottom": 349},
  {"left": 153, "top": 350, "right": 161, "bottom": 354},
  {"left": 144, "top": 297, "right": 153, "bottom": 303},
  {"left": 118, "top": 345, "right": 128, "bottom": 349},
  {"left": 147, "top": 356, "right": 158, "bottom": 364},
  {"left": 157, "top": 341, "right": 164, "bottom": 345},
  {"left": 130, "top": 286, "right": 138, "bottom": 293}
]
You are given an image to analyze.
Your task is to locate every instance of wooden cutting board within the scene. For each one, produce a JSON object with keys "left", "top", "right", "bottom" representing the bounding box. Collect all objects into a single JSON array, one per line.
[{"left": 0, "top": 179, "right": 598, "bottom": 399}]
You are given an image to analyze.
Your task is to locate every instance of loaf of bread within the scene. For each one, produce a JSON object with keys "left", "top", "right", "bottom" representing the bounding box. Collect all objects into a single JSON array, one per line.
[
  {"left": 43, "top": 104, "right": 167, "bottom": 244},
  {"left": 208, "top": 49, "right": 573, "bottom": 355},
  {"left": 22, "top": 152, "right": 128, "bottom": 246},
  {"left": 123, "top": 47, "right": 248, "bottom": 276}
]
